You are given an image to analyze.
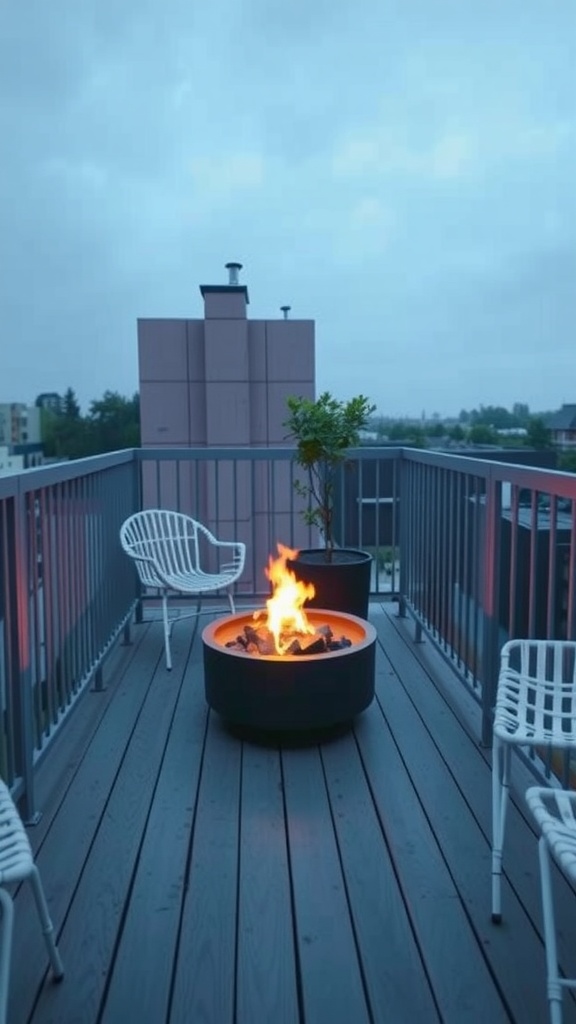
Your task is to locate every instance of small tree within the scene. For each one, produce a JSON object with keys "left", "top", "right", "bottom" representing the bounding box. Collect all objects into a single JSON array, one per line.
[
  {"left": 284, "top": 392, "right": 375, "bottom": 562},
  {"left": 63, "top": 387, "right": 81, "bottom": 420},
  {"left": 525, "top": 416, "right": 551, "bottom": 450}
]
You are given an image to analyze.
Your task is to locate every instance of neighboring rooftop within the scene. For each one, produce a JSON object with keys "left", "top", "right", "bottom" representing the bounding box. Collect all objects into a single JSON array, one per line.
[{"left": 547, "top": 404, "right": 576, "bottom": 430}]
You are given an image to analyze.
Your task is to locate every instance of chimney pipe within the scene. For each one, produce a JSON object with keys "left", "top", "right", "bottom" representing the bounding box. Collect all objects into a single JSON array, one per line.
[
  {"left": 225, "top": 261, "right": 243, "bottom": 286},
  {"left": 280, "top": 305, "right": 291, "bottom": 320}
]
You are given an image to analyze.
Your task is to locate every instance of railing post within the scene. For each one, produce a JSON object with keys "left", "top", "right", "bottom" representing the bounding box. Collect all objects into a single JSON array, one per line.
[
  {"left": 133, "top": 450, "right": 144, "bottom": 624},
  {"left": 480, "top": 473, "right": 502, "bottom": 748},
  {"left": 398, "top": 451, "right": 408, "bottom": 617},
  {"left": 7, "top": 490, "right": 38, "bottom": 821}
]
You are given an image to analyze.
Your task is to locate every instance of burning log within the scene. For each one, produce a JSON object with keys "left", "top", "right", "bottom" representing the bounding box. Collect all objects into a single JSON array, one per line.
[{"left": 225, "top": 623, "right": 352, "bottom": 657}]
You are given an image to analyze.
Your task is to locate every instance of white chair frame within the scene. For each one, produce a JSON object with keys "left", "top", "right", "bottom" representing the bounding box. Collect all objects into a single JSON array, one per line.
[
  {"left": 0, "top": 781, "right": 64, "bottom": 1024},
  {"left": 526, "top": 786, "right": 576, "bottom": 1024},
  {"left": 120, "top": 509, "right": 246, "bottom": 670},
  {"left": 492, "top": 639, "right": 576, "bottom": 923}
]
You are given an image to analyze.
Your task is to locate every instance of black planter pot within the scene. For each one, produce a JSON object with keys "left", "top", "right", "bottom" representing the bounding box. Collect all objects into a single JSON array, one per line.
[{"left": 287, "top": 548, "right": 373, "bottom": 620}]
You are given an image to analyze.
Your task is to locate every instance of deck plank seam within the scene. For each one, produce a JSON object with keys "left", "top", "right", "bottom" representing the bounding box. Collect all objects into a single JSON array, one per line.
[
  {"left": 279, "top": 747, "right": 306, "bottom": 1024},
  {"left": 232, "top": 738, "right": 244, "bottom": 1024},
  {"left": 351, "top": 706, "right": 445, "bottom": 1023},
  {"left": 317, "top": 741, "right": 375, "bottom": 1024},
  {"left": 165, "top": 706, "right": 212, "bottom": 1023},
  {"left": 95, "top": 629, "right": 198, "bottom": 1024},
  {"left": 370, "top": 630, "right": 537, "bottom": 1022}
]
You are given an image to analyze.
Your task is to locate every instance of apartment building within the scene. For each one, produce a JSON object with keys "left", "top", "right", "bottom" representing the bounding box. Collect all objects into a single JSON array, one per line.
[{"left": 0, "top": 402, "right": 41, "bottom": 446}]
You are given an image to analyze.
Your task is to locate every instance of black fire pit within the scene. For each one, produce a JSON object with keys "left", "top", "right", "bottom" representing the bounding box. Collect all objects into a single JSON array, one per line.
[{"left": 202, "top": 608, "right": 376, "bottom": 732}]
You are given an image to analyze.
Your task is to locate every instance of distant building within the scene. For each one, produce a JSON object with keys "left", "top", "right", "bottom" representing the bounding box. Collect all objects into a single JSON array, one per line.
[
  {"left": 546, "top": 404, "right": 576, "bottom": 450},
  {"left": 0, "top": 445, "right": 24, "bottom": 477},
  {"left": 137, "top": 261, "right": 316, "bottom": 589},
  {"left": 36, "top": 392, "right": 62, "bottom": 414},
  {"left": 138, "top": 262, "right": 315, "bottom": 448},
  {"left": 0, "top": 402, "right": 41, "bottom": 446}
]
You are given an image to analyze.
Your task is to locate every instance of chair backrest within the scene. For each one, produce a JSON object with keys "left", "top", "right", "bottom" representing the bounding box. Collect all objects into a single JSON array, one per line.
[
  {"left": 500, "top": 639, "right": 576, "bottom": 686},
  {"left": 0, "top": 780, "right": 33, "bottom": 884},
  {"left": 120, "top": 510, "right": 206, "bottom": 588}
]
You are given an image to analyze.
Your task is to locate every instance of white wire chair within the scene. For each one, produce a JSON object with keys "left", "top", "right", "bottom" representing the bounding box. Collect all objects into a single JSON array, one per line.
[
  {"left": 120, "top": 509, "right": 246, "bottom": 670},
  {"left": 492, "top": 639, "right": 576, "bottom": 923},
  {"left": 0, "top": 781, "right": 64, "bottom": 1024},
  {"left": 525, "top": 786, "right": 576, "bottom": 1024}
]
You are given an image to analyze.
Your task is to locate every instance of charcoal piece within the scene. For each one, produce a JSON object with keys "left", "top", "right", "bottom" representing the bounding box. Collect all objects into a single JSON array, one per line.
[
  {"left": 318, "top": 625, "right": 333, "bottom": 640},
  {"left": 257, "top": 636, "right": 276, "bottom": 655},
  {"left": 294, "top": 637, "right": 327, "bottom": 656},
  {"left": 285, "top": 638, "right": 302, "bottom": 655},
  {"left": 241, "top": 623, "right": 274, "bottom": 655}
]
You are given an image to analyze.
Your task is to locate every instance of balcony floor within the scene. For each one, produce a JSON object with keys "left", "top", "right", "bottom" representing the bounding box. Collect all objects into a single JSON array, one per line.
[{"left": 10, "top": 602, "right": 576, "bottom": 1024}]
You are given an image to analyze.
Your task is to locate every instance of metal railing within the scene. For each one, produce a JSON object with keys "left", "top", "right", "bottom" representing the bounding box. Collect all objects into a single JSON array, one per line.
[
  {"left": 399, "top": 450, "right": 576, "bottom": 758},
  {"left": 1, "top": 444, "right": 575, "bottom": 812},
  {"left": 0, "top": 452, "right": 139, "bottom": 816}
]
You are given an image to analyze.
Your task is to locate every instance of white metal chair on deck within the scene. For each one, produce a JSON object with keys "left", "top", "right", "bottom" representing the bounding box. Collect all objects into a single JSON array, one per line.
[
  {"left": 491, "top": 639, "right": 576, "bottom": 923},
  {"left": 0, "top": 780, "right": 64, "bottom": 1024},
  {"left": 525, "top": 787, "right": 576, "bottom": 1024},
  {"left": 120, "top": 510, "right": 246, "bottom": 670}
]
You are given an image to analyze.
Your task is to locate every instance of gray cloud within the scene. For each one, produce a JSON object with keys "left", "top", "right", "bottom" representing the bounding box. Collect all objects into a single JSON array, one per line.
[{"left": 1, "top": 0, "right": 575, "bottom": 415}]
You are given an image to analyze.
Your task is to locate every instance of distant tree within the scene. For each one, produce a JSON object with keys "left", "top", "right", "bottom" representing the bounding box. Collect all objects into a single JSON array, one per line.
[
  {"left": 388, "top": 422, "right": 409, "bottom": 441},
  {"left": 525, "top": 417, "right": 552, "bottom": 450},
  {"left": 558, "top": 451, "right": 576, "bottom": 473},
  {"left": 87, "top": 391, "right": 140, "bottom": 453},
  {"left": 427, "top": 422, "right": 445, "bottom": 438},
  {"left": 404, "top": 426, "right": 427, "bottom": 448},
  {"left": 40, "top": 387, "right": 140, "bottom": 459},
  {"left": 448, "top": 424, "right": 465, "bottom": 442},
  {"left": 512, "top": 402, "right": 530, "bottom": 424},
  {"left": 63, "top": 387, "right": 81, "bottom": 419},
  {"left": 469, "top": 424, "right": 498, "bottom": 445}
]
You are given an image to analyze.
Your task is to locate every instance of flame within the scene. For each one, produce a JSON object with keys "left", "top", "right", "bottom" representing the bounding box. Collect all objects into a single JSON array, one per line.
[{"left": 259, "top": 543, "right": 316, "bottom": 654}]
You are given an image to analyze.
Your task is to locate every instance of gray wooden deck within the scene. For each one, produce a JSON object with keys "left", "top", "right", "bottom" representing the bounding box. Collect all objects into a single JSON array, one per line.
[{"left": 8, "top": 602, "right": 576, "bottom": 1024}]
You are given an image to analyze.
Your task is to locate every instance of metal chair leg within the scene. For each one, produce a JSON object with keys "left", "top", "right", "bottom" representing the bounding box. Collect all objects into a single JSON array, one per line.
[
  {"left": 29, "top": 867, "right": 64, "bottom": 981},
  {"left": 539, "top": 837, "right": 564, "bottom": 1024},
  {"left": 491, "top": 738, "right": 511, "bottom": 922},
  {"left": 162, "top": 590, "right": 172, "bottom": 670},
  {"left": 0, "top": 888, "right": 14, "bottom": 1024}
]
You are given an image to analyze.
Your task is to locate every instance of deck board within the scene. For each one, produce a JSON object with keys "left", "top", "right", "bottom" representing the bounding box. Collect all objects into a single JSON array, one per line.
[
  {"left": 282, "top": 745, "right": 371, "bottom": 1024},
  {"left": 320, "top": 730, "right": 440, "bottom": 1022},
  {"left": 100, "top": 636, "right": 209, "bottom": 1024},
  {"left": 169, "top": 714, "right": 242, "bottom": 1024},
  {"left": 236, "top": 744, "right": 300, "bottom": 1024},
  {"left": 355, "top": 693, "right": 509, "bottom": 1022},
  {"left": 7, "top": 602, "right": 576, "bottom": 1024},
  {"left": 376, "top": 607, "right": 576, "bottom": 1021}
]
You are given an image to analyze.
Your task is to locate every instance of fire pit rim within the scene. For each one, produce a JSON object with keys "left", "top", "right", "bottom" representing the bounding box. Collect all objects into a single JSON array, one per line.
[{"left": 202, "top": 607, "right": 377, "bottom": 662}]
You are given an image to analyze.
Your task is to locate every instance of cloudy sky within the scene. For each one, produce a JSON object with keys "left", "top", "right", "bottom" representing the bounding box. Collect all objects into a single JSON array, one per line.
[{"left": 1, "top": 0, "right": 574, "bottom": 417}]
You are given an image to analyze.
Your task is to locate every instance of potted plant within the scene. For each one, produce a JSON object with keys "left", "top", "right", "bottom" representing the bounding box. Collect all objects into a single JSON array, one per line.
[{"left": 283, "top": 391, "right": 376, "bottom": 619}]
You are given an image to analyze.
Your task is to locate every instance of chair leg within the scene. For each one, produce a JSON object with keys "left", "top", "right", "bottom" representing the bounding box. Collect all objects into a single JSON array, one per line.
[
  {"left": 227, "top": 589, "right": 236, "bottom": 614},
  {"left": 162, "top": 590, "right": 172, "bottom": 671},
  {"left": 491, "top": 738, "right": 511, "bottom": 922},
  {"left": 28, "top": 866, "right": 64, "bottom": 981},
  {"left": 539, "top": 837, "right": 563, "bottom": 1024},
  {"left": 0, "top": 888, "right": 14, "bottom": 1024}
]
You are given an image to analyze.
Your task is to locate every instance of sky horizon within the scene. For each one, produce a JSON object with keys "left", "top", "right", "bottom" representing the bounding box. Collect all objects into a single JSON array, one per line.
[{"left": 1, "top": 1, "right": 574, "bottom": 419}]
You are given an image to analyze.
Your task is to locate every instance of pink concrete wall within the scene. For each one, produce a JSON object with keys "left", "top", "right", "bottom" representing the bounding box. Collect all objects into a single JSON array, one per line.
[{"left": 137, "top": 274, "right": 315, "bottom": 591}]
